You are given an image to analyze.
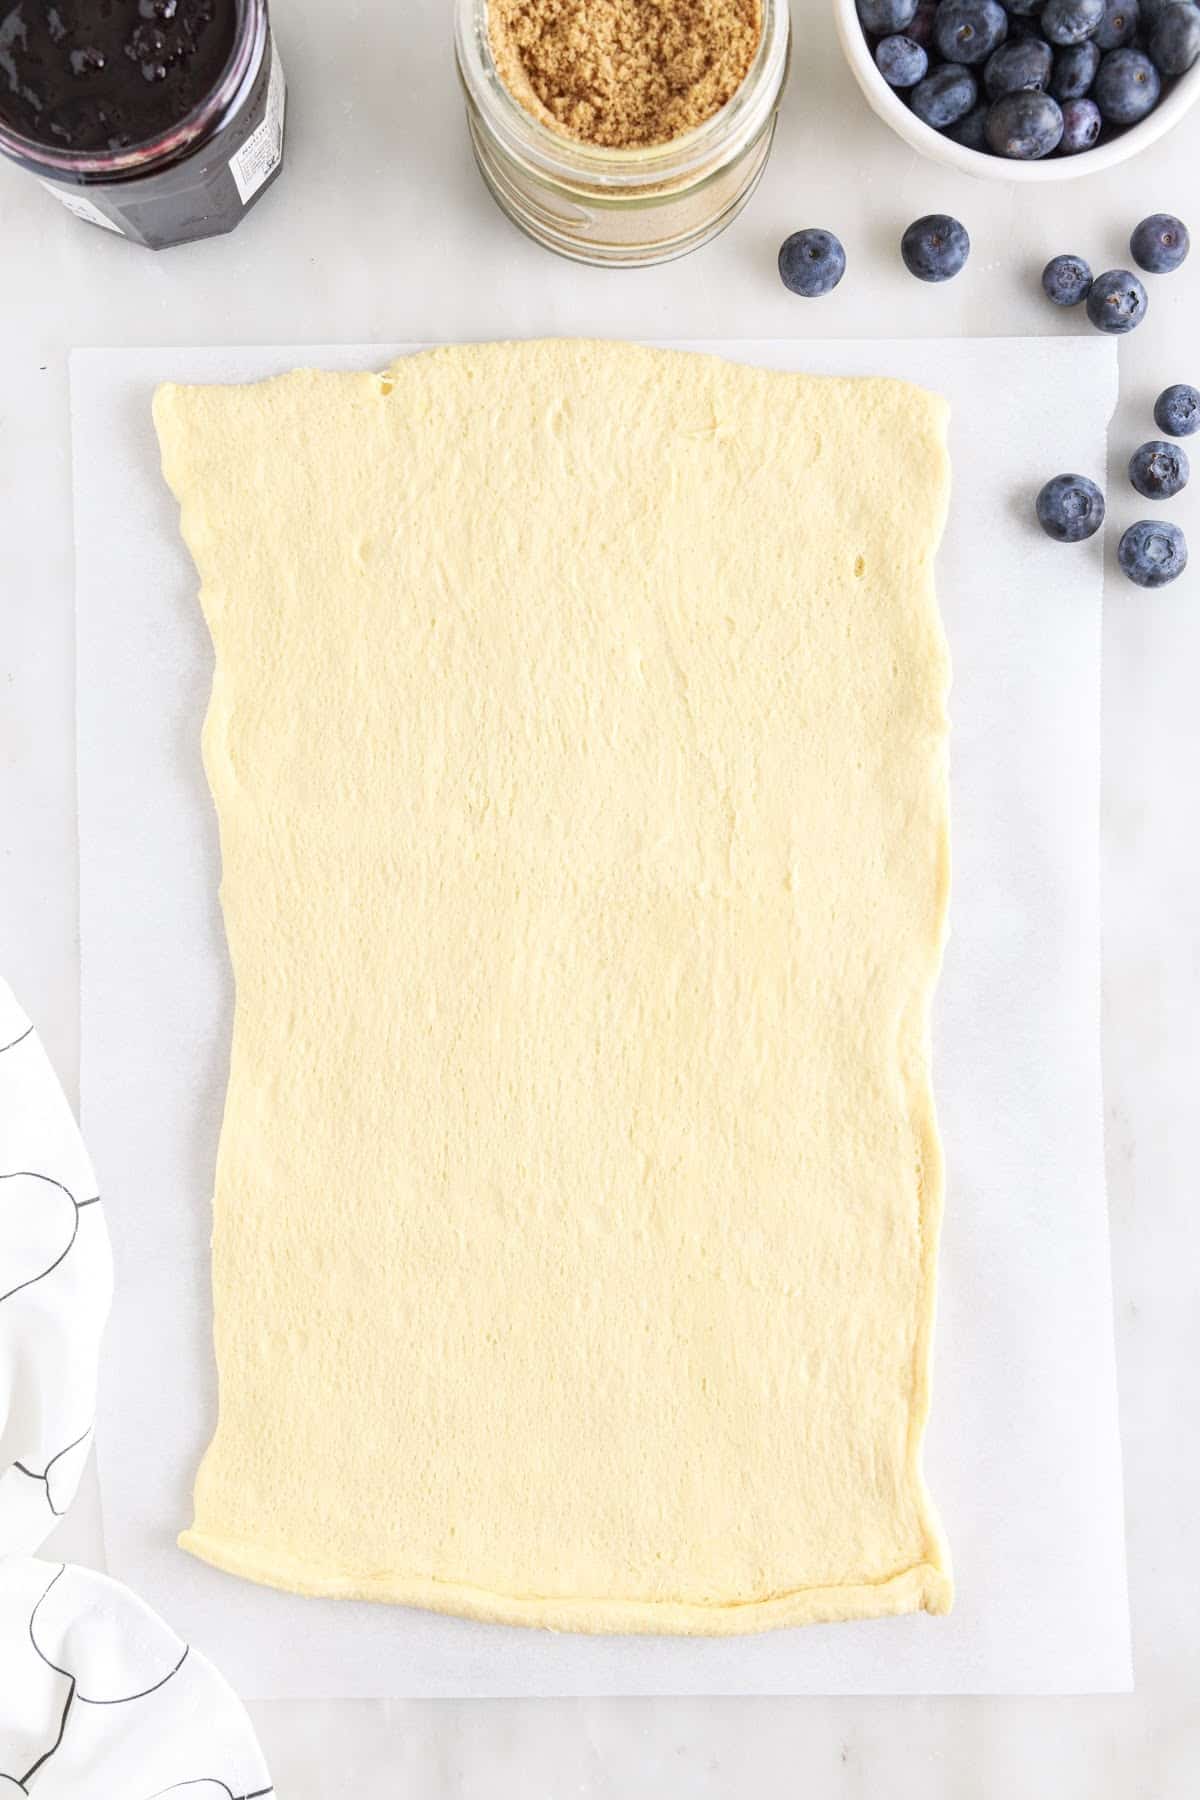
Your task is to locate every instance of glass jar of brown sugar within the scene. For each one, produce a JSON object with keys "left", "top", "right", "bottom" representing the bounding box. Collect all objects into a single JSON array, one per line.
[
  {"left": 455, "top": 0, "right": 791, "bottom": 267},
  {"left": 0, "top": 0, "right": 285, "bottom": 250}
]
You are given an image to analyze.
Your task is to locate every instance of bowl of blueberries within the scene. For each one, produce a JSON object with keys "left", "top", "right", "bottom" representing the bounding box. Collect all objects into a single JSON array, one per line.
[{"left": 834, "top": 0, "right": 1200, "bottom": 176}]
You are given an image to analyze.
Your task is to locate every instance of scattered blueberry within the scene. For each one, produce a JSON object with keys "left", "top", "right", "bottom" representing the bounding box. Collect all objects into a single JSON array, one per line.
[
  {"left": 946, "top": 101, "right": 991, "bottom": 144},
  {"left": 1128, "top": 438, "right": 1190, "bottom": 498},
  {"left": 876, "top": 32, "right": 930, "bottom": 85},
  {"left": 778, "top": 229, "right": 847, "bottom": 297},
  {"left": 1060, "top": 94, "right": 1104, "bottom": 146},
  {"left": 1085, "top": 267, "right": 1148, "bottom": 331},
  {"left": 1050, "top": 38, "right": 1102, "bottom": 95},
  {"left": 857, "top": 0, "right": 919, "bottom": 30},
  {"left": 1130, "top": 212, "right": 1190, "bottom": 272},
  {"left": 1150, "top": 1, "right": 1200, "bottom": 71},
  {"left": 1095, "top": 0, "right": 1141, "bottom": 47},
  {"left": 1042, "top": 252, "right": 1094, "bottom": 304},
  {"left": 1036, "top": 473, "right": 1106, "bottom": 542},
  {"left": 1094, "top": 46, "right": 1162, "bottom": 120},
  {"left": 901, "top": 212, "right": 971, "bottom": 280},
  {"left": 1118, "top": 518, "right": 1188, "bottom": 585},
  {"left": 934, "top": 0, "right": 1010, "bottom": 63},
  {"left": 986, "top": 87, "right": 1065, "bottom": 154},
  {"left": 985, "top": 35, "right": 1054, "bottom": 94},
  {"left": 1041, "top": 0, "right": 1106, "bottom": 43},
  {"left": 911, "top": 61, "right": 979, "bottom": 124},
  {"left": 1154, "top": 382, "right": 1200, "bottom": 436}
]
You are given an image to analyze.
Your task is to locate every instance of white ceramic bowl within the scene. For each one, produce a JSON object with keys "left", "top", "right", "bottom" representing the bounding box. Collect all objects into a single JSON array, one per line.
[{"left": 833, "top": 0, "right": 1200, "bottom": 181}]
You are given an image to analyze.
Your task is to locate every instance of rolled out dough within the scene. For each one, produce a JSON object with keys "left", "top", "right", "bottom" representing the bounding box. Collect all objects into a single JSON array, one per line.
[{"left": 154, "top": 340, "right": 953, "bottom": 1634}]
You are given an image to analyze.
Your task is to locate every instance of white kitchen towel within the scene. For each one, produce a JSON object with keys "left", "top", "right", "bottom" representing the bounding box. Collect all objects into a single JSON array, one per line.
[
  {"left": 0, "top": 980, "right": 112, "bottom": 1555},
  {"left": 74, "top": 339, "right": 1130, "bottom": 1697},
  {"left": 0, "top": 1556, "right": 272, "bottom": 1798}
]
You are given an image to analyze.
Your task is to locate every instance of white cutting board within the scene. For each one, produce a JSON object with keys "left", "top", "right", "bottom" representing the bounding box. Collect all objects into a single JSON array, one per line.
[{"left": 73, "top": 338, "right": 1131, "bottom": 1698}]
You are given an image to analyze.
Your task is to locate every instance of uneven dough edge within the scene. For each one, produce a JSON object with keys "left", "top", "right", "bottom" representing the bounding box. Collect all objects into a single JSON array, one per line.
[
  {"left": 178, "top": 1528, "right": 952, "bottom": 1633},
  {"left": 900, "top": 929, "right": 954, "bottom": 1622},
  {"left": 157, "top": 343, "right": 955, "bottom": 1634}
]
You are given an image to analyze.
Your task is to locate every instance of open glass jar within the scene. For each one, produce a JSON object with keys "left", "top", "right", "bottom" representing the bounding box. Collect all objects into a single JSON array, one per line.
[
  {"left": 0, "top": 0, "right": 285, "bottom": 251},
  {"left": 455, "top": 0, "right": 791, "bottom": 267}
]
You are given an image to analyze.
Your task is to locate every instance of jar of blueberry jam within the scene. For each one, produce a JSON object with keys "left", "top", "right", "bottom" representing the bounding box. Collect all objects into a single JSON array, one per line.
[{"left": 0, "top": 0, "right": 285, "bottom": 249}]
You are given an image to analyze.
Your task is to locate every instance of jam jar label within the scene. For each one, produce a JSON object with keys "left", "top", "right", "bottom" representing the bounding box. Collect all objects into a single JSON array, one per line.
[
  {"left": 38, "top": 183, "right": 124, "bottom": 235},
  {"left": 230, "top": 41, "right": 286, "bottom": 205}
]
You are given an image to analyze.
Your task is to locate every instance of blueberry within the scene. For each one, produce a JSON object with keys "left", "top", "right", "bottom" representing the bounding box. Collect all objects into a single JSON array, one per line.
[
  {"left": 1130, "top": 212, "right": 1190, "bottom": 274},
  {"left": 1154, "top": 382, "right": 1200, "bottom": 435},
  {"left": 985, "top": 88, "right": 1065, "bottom": 155},
  {"left": 907, "top": 0, "right": 939, "bottom": 45},
  {"left": 1128, "top": 439, "right": 1190, "bottom": 498},
  {"left": 1094, "top": 47, "right": 1161, "bottom": 122},
  {"left": 1042, "top": 253, "right": 1094, "bottom": 304},
  {"left": 911, "top": 61, "right": 979, "bottom": 125},
  {"left": 1036, "top": 473, "right": 1106, "bottom": 542},
  {"left": 1139, "top": 0, "right": 1185, "bottom": 23},
  {"left": 876, "top": 33, "right": 929, "bottom": 85},
  {"left": 1041, "top": 0, "right": 1107, "bottom": 43},
  {"left": 1118, "top": 519, "right": 1188, "bottom": 586},
  {"left": 857, "top": 0, "right": 919, "bottom": 30},
  {"left": 934, "top": 0, "right": 1009, "bottom": 64},
  {"left": 1094, "top": 0, "right": 1140, "bottom": 46},
  {"left": 1050, "top": 40, "right": 1101, "bottom": 96},
  {"left": 901, "top": 212, "right": 970, "bottom": 280},
  {"left": 985, "top": 36, "right": 1054, "bottom": 95},
  {"left": 1085, "top": 267, "right": 1148, "bottom": 331},
  {"left": 1060, "top": 95, "right": 1104, "bottom": 147},
  {"left": 1150, "top": 3, "right": 1200, "bottom": 73},
  {"left": 778, "top": 229, "right": 847, "bottom": 298},
  {"left": 945, "top": 101, "right": 990, "bottom": 145}
]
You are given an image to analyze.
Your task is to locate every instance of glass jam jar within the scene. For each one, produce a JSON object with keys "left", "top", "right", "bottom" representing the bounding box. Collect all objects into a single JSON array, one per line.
[
  {"left": 454, "top": 0, "right": 791, "bottom": 268},
  {"left": 0, "top": 0, "right": 285, "bottom": 251}
]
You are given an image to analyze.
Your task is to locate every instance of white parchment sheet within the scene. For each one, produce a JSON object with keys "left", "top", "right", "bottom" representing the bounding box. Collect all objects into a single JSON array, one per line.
[{"left": 73, "top": 339, "right": 1130, "bottom": 1697}]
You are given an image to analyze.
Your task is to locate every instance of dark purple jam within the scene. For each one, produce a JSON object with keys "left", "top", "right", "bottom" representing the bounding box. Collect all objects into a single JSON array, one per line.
[
  {"left": 0, "top": 0, "right": 285, "bottom": 250},
  {"left": 0, "top": 1, "right": 239, "bottom": 152}
]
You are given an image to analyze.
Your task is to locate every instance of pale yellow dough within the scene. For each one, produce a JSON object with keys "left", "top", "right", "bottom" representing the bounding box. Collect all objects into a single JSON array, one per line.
[{"left": 155, "top": 340, "right": 954, "bottom": 1634}]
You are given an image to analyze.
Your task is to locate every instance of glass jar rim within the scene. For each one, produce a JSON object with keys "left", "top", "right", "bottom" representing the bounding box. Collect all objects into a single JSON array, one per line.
[
  {"left": 0, "top": 0, "right": 263, "bottom": 180},
  {"left": 455, "top": 0, "right": 789, "bottom": 192}
]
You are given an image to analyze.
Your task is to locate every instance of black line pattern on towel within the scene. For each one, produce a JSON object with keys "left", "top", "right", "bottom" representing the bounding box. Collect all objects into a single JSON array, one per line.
[
  {"left": 5, "top": 1569, "right": 269, "bottom": 1797},
  {"left": 18, "top": 1679, "right": 74, "bottom": 1789},
  {"left": 30, "top": 1564, "right": 191, "bottom": 1701},
  {"left": 4, "top": 1566, "right": 197, "bottom": 1789},
  {"left": 143, "top": 1784, "right": 275, "bottom": 1799},
  {"left": 0, "top": 1025, "right": 33, "bottom": 1054},
  {"left": 0, "top": 1568, "right": 73, "bottom": 1791},
  {"left": 74, "top": 1645, "right": 190, "bottom": 1705},
  {"left": 10, "top": 1427, "right": 93, "bottom": 1518},
  {"left": 0, "top": 1173, "right": 103, "bottom": 1306}
]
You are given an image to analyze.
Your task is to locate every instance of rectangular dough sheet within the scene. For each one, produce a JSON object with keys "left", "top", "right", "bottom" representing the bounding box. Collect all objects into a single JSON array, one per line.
[{"left": 154, "top": 339, "right": 953, "bottom": 1635}]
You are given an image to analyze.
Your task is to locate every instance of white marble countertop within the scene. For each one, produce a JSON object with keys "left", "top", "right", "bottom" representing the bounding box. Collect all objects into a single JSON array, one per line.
[{"left": 1, "top": 0, "right": 1197, "bottom": 1791}]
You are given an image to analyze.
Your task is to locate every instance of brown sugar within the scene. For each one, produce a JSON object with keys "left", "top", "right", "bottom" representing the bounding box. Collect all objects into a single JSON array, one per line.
[{"left": 488, "top": 0, "right": 763, "bottom": 149}]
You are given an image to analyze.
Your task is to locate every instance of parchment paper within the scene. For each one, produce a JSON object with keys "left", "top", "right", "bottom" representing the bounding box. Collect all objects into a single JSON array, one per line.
[{"left": 73, "top": 339, "right": 1131, "bottom": 1697}]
